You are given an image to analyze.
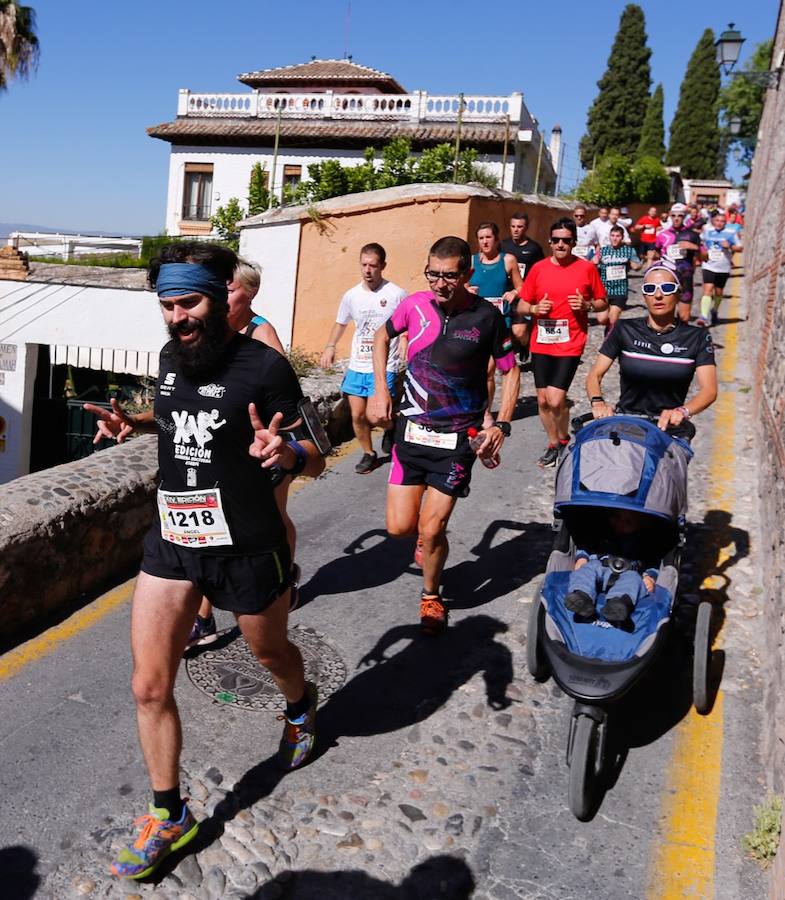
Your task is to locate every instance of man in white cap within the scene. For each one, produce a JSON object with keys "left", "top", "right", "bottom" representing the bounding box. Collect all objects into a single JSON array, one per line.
[{"left": 655, "top": 203, "right": 702, "bottom": 322}]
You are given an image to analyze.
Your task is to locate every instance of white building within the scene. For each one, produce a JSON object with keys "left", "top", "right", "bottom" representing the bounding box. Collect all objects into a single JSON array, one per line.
[{"left": 148, "top": 58, "right": 558, "bottom": 236}]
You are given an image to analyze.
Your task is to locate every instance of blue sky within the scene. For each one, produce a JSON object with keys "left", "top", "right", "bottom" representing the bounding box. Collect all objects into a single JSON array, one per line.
[{"left": 0, "top": 0, "right": 778, "bottom": 234}]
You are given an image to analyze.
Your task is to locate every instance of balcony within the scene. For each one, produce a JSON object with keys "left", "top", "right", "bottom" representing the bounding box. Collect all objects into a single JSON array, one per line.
[{"left": 177, "top": 90, "right": 524, "bottom": 125}]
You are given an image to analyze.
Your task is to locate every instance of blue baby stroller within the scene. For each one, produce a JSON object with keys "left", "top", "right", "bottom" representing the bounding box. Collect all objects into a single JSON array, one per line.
[{"left": 526, "top": 415, "right": 713, "bottom": 820}]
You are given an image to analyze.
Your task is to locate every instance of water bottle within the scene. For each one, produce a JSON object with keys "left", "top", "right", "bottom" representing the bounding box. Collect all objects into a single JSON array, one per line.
[{"left": 467, "top": 427, "right": 500, "bottom": 469}]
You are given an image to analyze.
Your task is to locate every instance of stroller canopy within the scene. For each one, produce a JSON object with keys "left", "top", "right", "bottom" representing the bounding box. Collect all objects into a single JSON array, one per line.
[{"left": 555, "top": 417, "right": 692, "bottom": 522}]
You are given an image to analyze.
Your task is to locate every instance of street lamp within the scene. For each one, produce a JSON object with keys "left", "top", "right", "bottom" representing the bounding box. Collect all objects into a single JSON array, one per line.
[
  {"left": 715, "top": 23, "right": 745, "bottom": 74},
  {"left": 715, "top": 22, "right": 783, "bottom": 89},
  {"left": 729, "top": 116, "right": 743, "bottom": 136}
]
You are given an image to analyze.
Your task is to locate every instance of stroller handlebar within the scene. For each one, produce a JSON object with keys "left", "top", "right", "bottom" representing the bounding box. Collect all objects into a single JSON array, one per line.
[{"left": 571, "top": 411, "right": 696, "bottom": 441}]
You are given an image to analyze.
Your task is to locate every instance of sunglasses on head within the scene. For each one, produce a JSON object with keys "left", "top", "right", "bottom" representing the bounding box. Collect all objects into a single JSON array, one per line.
[
  {"left": 549, "top": 236, "right": 575, "bottom": 245},
  {"left": 642, "top": 281, "right": 679, "bottom": 295}
]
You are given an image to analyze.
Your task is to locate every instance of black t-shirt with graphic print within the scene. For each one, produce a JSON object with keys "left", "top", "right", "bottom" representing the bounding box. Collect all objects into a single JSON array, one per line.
[
  {"left": 152, "top": 333, "right": 303, "bottom": 556},
  {"left": 599, "top": 318, "right": 715, "bottom": 416}
]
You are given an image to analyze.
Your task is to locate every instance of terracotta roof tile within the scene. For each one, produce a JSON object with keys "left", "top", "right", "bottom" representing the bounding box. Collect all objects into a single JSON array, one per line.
[
  {"left": 237, "top": 58, "right": 405, "bottom": 92},
  {"left": 147, "top": 117, "right": 509, "bottom": 150}
]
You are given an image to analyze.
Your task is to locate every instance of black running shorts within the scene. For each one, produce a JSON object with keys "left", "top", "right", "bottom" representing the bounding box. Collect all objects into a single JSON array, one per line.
[
  {"left": 608, "top": 294, "right": 628, "bottom": 310},
  {"left": 141, "top": 528, "right": 291, "bottom": 614},
  {"left": 531, "top": 353, "right": 582, "bottom": 392},
  {"left": 701, "top": 269, "right": 729, "bottom": 289},
  {"left": 388, "top": 416, "right": 477, "bottom": 498}
]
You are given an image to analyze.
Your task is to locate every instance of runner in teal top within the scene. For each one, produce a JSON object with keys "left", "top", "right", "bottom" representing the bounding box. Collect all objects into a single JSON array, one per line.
[{"left": 595, "top": 225, "right": 641, "bottom": 329}]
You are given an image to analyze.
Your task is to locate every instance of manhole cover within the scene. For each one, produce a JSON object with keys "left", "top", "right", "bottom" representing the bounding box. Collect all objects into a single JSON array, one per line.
[{"left": 186, "top": 624, "right": 347, "bottom": 711}]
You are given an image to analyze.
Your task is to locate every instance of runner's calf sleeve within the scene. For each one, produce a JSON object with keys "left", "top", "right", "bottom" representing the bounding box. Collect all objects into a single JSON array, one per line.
[{"left": 700, "top": 295, "right": 713, "bottom": 320}]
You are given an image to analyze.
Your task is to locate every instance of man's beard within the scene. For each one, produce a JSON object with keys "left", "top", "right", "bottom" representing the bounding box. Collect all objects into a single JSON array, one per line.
[{"left": 168, "top": 302, "right": 231, "bottom": 381}]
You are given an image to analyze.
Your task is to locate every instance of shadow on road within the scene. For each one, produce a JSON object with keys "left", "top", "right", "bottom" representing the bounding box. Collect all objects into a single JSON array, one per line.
[
  {"left": 297, "top": 528, "right": 413, "bottom": 610},
  {"left": 0, "top": 845, "right": 40, "bottom": 900},
  {"left": 443, "top": 519, "right": 552, "bottom": 609},
  {"left": 249, "top": 854, "right": 475, "bottom": 899},
  {"left": 154, "top": 615, "right": 512, "bottom": 882}
]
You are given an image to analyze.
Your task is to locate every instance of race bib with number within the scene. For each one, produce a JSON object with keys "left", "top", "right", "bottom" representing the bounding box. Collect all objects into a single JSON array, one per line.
[
  {"left": 573, "top": 245, "right": 589, "bottom": 258},
  {"left": 537, "top": 318, "right": 570, "bottom": 344},
  {"left": 158, "top": 488, "right": 233, "bottom": 547},
  {"left": 708, "top": 248, "right": 724, "bottom": 262},
  {"left": 666, "top": 245, "right": 683, "bottom": 261},
  {"left": 404, "top": 420, "right": 458, "bottom": 450},
  {"left": 605, "top": 264, "right": 626, "bottom": 281},
  {"left": 357, "top": 338, "right": 374, "bottom": 361}
]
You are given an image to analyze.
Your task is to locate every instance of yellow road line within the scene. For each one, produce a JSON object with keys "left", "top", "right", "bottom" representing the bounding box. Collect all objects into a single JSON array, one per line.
[
  {"left": 646, "top": 271, "right": 741, "bottom": 898},
  {"left": 0, "top": 579, "right": 135, "bottom": 682},
  {"left": 0, "top": 437, "right": 364, "bottom": 680}
]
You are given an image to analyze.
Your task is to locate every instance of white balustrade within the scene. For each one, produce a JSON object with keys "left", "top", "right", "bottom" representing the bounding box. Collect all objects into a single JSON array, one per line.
[{"left": 176, "top": 89, "right": 522, "bottom": 124}]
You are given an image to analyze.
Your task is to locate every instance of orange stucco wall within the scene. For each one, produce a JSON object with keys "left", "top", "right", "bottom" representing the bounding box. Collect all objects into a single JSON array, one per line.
[{"left": 291, "top": 193, "right": 576, "bottom": 355}]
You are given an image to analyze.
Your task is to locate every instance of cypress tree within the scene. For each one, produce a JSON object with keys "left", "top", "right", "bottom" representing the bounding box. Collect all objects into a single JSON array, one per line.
[
  {"left": 637, "top": 83, "right": 665, "bottom": 161},
  {"left": 667, "top": 29, "right": 722, "bottom": 178},
  {"left": 579, "top": 4, "right": 652, "bottom": 169}
]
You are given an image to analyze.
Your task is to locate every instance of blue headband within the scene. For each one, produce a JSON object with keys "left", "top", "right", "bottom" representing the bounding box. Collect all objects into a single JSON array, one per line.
[{"left": 156, "top": 263, "right": 228, "bottom": 303}]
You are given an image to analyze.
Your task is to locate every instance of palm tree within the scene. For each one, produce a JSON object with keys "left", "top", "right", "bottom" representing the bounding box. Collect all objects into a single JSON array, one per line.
[{"left": 0, "top": 1, "right": 39, "bottom": 92}]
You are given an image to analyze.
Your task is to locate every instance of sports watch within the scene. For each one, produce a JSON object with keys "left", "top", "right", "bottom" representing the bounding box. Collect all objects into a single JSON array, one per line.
[{"left": 492, "top": 421, "right": 512, "bottom": 437}]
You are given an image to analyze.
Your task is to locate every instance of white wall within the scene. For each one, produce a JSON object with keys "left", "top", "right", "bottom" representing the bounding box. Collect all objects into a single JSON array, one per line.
[
  {"left": 239, "top": 221, "right": 301, "bottom": 347},
  {"left": 0, "top": 281, "right": 168, "bottom": 483},
  {"left": 165, "top": 145, "right": 514, "bottom": 234}
]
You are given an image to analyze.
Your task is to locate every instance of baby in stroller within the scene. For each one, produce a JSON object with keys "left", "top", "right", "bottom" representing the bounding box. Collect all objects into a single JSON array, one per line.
[{"left": 565, "top": 508, "right": 660, "bottom": 626}]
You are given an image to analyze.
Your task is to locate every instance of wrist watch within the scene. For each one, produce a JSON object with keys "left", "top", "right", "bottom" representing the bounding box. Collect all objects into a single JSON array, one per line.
[{"left": 492, "top": 421, "right": 512, "bottom": 437}]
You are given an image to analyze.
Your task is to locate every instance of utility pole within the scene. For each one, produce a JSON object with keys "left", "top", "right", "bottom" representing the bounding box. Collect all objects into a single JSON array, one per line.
[
  {"left": 533, "top": 129, "right": 545, "bottom": 194},
  {"left": 269, "top": 105, "right": 283, "bottom": 209},
  {"left": 501, "top": 115, "right": 510, "bottom": 189},
  {"left": 452, "top": 93, "right": 465, "bottom": 183}
]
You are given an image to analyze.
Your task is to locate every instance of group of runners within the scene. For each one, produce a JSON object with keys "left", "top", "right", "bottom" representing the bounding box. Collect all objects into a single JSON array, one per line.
[{"left": 92, "top": 200, "right": 728, "bottom": 879}]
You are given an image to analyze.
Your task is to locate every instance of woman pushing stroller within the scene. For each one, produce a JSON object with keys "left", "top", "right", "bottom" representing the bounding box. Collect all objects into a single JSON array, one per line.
[
  {"left": 585, "top": 260, "right": 718, "bottom": 431},
  {"left": 563, "top": 261, "right": 719, "bottom": 627}
]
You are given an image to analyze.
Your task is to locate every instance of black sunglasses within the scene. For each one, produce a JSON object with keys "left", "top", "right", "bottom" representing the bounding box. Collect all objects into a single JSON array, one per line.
[
  {"left": 424, "top": 268, "right": 463, "bottom": 284},
  {"left": 549, "top": 236, "right": 575, "bottom": 245}
]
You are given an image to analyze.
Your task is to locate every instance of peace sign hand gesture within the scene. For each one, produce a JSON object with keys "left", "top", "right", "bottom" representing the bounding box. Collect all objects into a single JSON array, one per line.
[
  {"left": 84, "top": 398, "right": 135, "bottom": 445},
  {"left": 248, "top": 405, "right": 289, "bottom": 468}
]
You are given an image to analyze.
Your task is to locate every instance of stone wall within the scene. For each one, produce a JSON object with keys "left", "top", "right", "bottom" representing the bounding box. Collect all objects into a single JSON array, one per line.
[
  {"left": 741, "top": 5, "right": 785, "bottom": 894},
  {"left": 0, "top": 435, "right": 158, "bottom": 641},
  {"left": 0, "top": 368, "right": 349, "bottom": 643}
]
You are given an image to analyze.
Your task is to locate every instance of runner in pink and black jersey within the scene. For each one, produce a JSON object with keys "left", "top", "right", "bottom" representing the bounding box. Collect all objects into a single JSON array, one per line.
[{"left": 369, "top": 236, "right": 520, "bottom": 634}]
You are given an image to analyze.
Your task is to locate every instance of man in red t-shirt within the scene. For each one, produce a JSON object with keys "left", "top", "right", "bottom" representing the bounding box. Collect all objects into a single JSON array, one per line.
[
  {"left": 634, "top": 206, "right": 660, "bottom": 266},
  {"left": 515, "top": 217, "right": 607, "bottom": 467}
]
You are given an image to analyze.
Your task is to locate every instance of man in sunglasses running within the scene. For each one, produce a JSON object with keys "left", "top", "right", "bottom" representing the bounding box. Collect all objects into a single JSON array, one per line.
[
  {"left": 515, "top": 217, "right": 607, "bottom": 467},
  {"left": 369, "top": 236, "right": 519, "bottom": 634}
]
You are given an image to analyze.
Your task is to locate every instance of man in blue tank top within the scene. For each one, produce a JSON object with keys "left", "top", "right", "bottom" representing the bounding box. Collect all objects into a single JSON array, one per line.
[{"left": 468, "top": 222, "right": 522, "bottom": 428}]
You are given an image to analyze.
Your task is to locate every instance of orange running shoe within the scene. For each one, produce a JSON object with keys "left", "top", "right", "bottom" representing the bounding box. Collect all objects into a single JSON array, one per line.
[{"left": 420, "top": 592, "right": 448, "bottom": 635}]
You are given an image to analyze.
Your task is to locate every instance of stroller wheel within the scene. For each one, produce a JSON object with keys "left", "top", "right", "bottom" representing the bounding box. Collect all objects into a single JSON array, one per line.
[
  {"left": 568, "top": 714, "right": 601, "bottom": 821},
  {"left": 693, "top": 600, "right": 713, "bottom": 714},
  {"left": 526, "top": 594, "right": 550, "bottom": 682}
]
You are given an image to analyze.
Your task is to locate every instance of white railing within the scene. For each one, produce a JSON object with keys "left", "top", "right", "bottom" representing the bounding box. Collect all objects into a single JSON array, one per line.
[
  {"left": 8, "top": 233, "right": 143, "bottom": 260},
  {"left": 177, "top": 89, "right": 523, "bottom": 124}
]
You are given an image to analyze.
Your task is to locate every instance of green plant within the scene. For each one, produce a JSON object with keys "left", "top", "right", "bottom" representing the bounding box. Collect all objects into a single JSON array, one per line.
[
  {"left": 630, "top": 156, "right": 670, "bottom": 203},
  {"left": 287, "top": 346, "right": 321, "bottom": 379},
  {"left": 667, "top": 28, "right": 722, "bottom": 178},
  {"left": 210, "top": 197, "right": 245, "bottom": 250},
  {"left": 576, "top": 152, "right": 635, "bottom": 206},
  {"left": 248, "top": 162, "right": 274, "bottom": 215},
  {"left": 637, "top": 84, "right": 665, "bottom": 161},
  {"left": 580, "top": 4, "right": 653, "bottom": 168},
  {"left": 742, "top": 795, "right": 782, "bottom": 867}
]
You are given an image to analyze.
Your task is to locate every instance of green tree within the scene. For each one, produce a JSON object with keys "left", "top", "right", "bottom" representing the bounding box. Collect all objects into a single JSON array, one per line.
[
  {"left": 667, "top": 28, "right": 722, "bottom": 178},
  {"left": 630, "top": 156, "right": 670, "bottom": 202},
  {"left": 580, "top": 4, "right": 652, "bottom": 168},
  {"left": 719, "top": 39, "right": 773, "bottom": 176},
  {"left": 0, "top": 1, "right": 39, "bottom": 91},
  {"left": 576, "top": 152, "right": 635, "bottom": 206},
  {"left": 247, "top": 162, "right": 273, "bottom": 215},
  {"left": 210, "top": 197, "right": 245, "bottom": 250},
  {"left": 637, "top": 83, "right": 665, "bottom": 161}
]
